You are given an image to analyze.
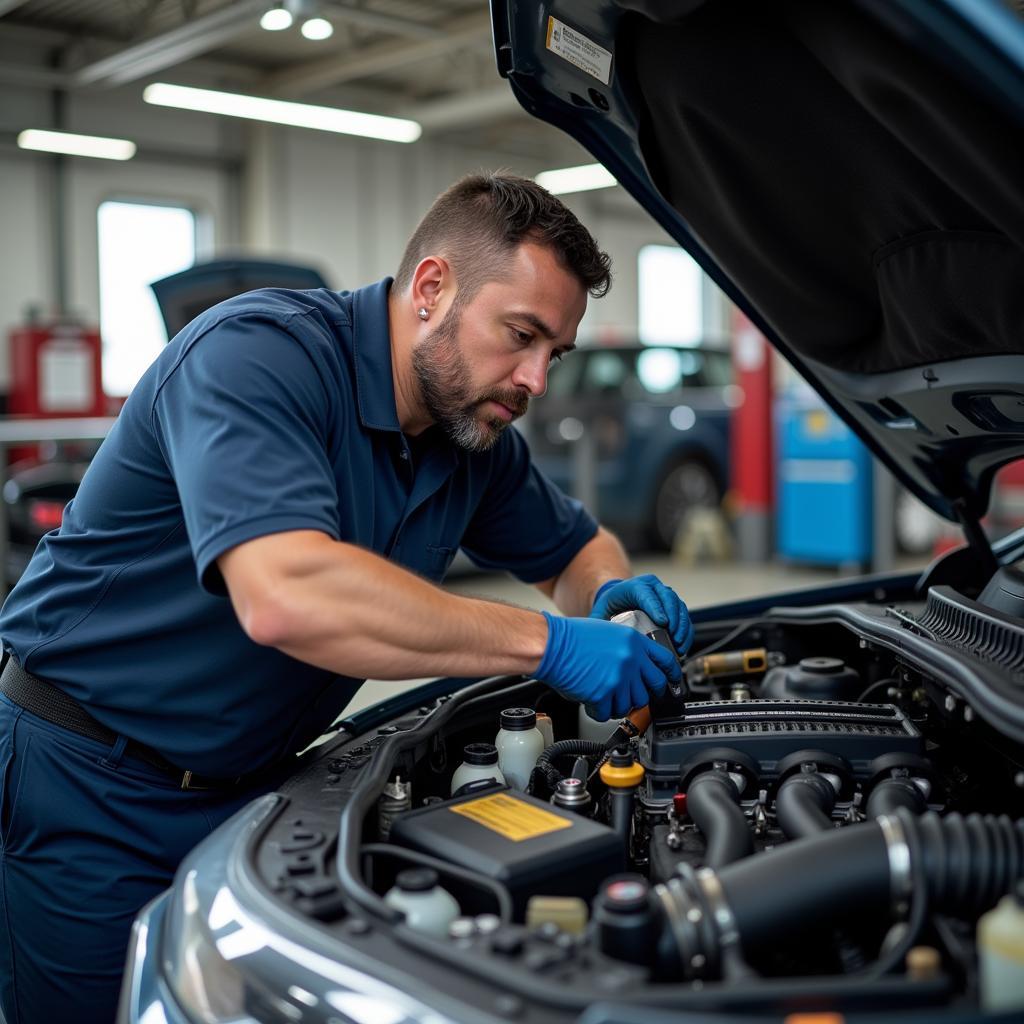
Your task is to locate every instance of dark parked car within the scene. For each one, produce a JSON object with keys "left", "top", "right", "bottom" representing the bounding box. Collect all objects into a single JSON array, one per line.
[
  {"left": 526, "top": 341, "right": 731, "bottom": 549},
  {"left": 3, "top": 458, "right": 90, "bottom": 586},
  {"left": 121, "top": 2, "right": 1024, "bottom": 1022}
]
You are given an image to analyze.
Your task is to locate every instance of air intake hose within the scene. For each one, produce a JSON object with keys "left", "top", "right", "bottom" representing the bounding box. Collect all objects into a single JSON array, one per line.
[
  {"left": 775, "top": 772, "right": 836, "bottom": 840},
  {"left": 866, "top": 776, "right": 928, "bottom": 819},
  {"left": 654, "top": 812, "right": 1024, "bottom": 980},
  {"left": 687, "top": 769, "right": 754, "bottom": 867}
]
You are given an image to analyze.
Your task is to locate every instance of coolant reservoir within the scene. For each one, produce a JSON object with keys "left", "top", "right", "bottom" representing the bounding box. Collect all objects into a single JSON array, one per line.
[
  {"left": 384, "top": 868, "right": 460, "bottom": 938},
  {"left": 494, "top": 708, "right": 544, "bottom": 790},
  {"left": 978, "top": 882, "right": 1024, "bottom": 1011},
  {"left": 450, "top": 743, "right": 505, "bottom": 795}
]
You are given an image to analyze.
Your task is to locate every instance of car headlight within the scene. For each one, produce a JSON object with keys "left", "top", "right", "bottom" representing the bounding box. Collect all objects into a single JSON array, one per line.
[
  {"left": 151, "top": 794, "right": 458, "bottom": 1024},
  {"left": 163, "top": 870, "right": 263, "bottom": 1023},
  {"left": 157, "top": 798, "right": 283, "bottom": 1024}
]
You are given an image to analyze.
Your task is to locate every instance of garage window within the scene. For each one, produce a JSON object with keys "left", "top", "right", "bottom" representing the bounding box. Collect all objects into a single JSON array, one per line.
[
  {"left": 98, "top": 200, "right": 196, "bottom": 397},
  {"left": 638, "top": 244, "right": 702, "bottom": 346}
]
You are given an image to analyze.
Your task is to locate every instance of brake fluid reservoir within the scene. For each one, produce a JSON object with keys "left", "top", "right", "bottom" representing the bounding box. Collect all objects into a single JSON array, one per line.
[
  {"left": 978, "top": 882, "right": 1024, "bottom": 1011},
  {"left": 494, "top": 708, "right": 544, "bottom": 790}
]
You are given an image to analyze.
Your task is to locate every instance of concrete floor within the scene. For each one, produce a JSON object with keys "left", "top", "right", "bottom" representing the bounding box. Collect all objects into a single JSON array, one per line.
[{"left": 347, "top": 554, "right": 915, "bottom": 714}]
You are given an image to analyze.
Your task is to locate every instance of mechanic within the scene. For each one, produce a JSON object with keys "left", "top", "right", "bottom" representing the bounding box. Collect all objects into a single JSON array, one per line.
[{"left": 0, "top": 173, "right": 692, "bottom": 1023}]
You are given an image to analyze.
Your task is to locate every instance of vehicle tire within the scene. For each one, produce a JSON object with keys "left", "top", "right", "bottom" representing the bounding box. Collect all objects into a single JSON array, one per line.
[{"left": 648, "top": 458, "right": 721, "bottom": 551}]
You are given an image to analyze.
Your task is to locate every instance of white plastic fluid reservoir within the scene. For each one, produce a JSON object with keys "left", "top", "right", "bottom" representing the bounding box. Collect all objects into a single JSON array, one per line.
[
  {"left": 494, "top": 707, "right": 544, "bottom": 790},
  {"left": 383, "top": 868, "right": 460, "bottom": 938},
  {"left": 577, "top": 703, "right": 620, "bottom": 744},
  {"left": 536, "top": 712, "right": 555, "bottom": 749},
  {"left": 450, "top": 742, "right": 505, "bottom": 795},
  {"left": 978, "top": 882, "right": 1024, "bottom": 1011}
]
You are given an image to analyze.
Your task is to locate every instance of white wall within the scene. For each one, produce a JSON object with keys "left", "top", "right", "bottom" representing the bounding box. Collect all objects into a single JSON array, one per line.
[
  {"left": 0, "top": 150, "right": 52, "bottom": 340},
  {"left": 567, "top": 191, "right": 681, "bottom": 341},
  {"left": 244, "top": 123, "right": 540, "bottom": 288},
  {"left": 0, "top": 78, "right": 62, "bottom": 358},
  {"left": 241, "top": 122, "right": 688, "bottom": 343}
]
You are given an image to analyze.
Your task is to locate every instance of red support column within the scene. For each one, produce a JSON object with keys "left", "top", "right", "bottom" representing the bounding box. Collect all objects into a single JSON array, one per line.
[{"left": 730, "top": 309, "right": 774, "bottom": 561}]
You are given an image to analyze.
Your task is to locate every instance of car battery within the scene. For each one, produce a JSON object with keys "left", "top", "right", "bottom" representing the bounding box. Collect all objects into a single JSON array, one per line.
[{"left": 389, "top": 786, "right": 625, "bottom": 918}]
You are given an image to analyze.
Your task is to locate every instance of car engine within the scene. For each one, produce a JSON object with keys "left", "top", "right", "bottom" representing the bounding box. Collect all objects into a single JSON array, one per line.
[{"left": 253, "top": 568, "right": 1024, "bottom": 1020}]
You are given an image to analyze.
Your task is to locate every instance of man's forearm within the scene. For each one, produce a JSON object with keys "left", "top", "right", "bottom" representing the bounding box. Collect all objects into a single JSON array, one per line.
[
  {"left": 545, "top": 526, "right": 632, "bottom": 616},
  {"left": 221, "top": 532, "right": 549, "bottom": 681}
]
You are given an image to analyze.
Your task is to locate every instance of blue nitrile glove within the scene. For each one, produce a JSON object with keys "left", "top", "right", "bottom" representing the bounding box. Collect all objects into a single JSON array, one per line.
[
  {"left": 535, "top": 611, "right": 683, "bottom": 722},
  {"left": 590, "top": 574, "right": 695, "bottom": 655}
]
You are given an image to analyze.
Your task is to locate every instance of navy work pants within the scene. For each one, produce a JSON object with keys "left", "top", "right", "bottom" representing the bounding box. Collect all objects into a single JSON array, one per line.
[{"left": 0, "top": 693, "right": 276, "bottom": 1024}]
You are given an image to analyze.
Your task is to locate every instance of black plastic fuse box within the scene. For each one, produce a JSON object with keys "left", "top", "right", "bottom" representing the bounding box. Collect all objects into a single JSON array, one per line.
[{"left": 389, "top": 786, "right": 625, "bottom": 917}]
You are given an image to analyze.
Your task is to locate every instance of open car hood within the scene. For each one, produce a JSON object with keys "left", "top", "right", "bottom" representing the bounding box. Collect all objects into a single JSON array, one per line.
[{"left": 492, "top": 0, "right": 1024, "bottom": 531}]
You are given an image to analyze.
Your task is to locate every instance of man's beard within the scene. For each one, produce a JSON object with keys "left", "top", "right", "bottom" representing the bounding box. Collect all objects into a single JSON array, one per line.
[{"left": 411, "top": 306, "right": 529, "bottom": 452}]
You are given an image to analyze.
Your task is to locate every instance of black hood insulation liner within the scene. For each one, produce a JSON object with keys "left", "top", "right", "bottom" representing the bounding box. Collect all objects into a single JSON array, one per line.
[{"left": 624, "top": 0, "right": 1024, "bottom": 376}]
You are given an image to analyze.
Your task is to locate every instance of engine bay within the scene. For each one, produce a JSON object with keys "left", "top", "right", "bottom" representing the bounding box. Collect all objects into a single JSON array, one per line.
[{"left": 251, "top": 572, "right": 1024, "bottom": 1020}]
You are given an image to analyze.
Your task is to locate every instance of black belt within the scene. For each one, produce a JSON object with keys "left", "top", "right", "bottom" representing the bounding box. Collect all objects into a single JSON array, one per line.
[{"left": 0, "top": 657, "right": 264, "bottom": 791}]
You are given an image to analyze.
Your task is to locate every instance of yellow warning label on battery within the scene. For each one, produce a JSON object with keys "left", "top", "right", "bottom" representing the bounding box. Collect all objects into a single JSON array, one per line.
[{"left": 449, "top": 792, "right": 573, "bottom": 842}]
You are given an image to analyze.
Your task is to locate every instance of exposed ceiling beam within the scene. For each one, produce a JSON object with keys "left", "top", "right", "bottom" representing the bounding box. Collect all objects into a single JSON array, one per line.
[
  {"left": 410, "top": 84, "right": 523, "bottom": 133},
  {"left": 0, "top": 19, "right": 82, "bottom": 45},
  {"left": 0, "top": 0, "right": 32, "bottom": 16},
  {"left": 0, "top": 54, "right": 266, "bottom": 94},
  {"left": 324, "top": 2, "right": 444, "bottom": 40},
  {"left": 73, "top": 0, "right": 266, "bottom": 87},
  {"left": 264, "top": 10, "right": 491, "bottom": 97},
  {"left": 0, "top": 63, "right": 71, "bottom": 89}
]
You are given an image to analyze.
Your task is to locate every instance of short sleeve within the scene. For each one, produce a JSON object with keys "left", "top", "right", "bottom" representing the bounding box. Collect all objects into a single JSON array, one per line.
[
  {"left": 459, "top": 427, "right": 598, "bottom": 582},
  {"left": 151, "top": 311, "right": 342, "bottom": 593}
]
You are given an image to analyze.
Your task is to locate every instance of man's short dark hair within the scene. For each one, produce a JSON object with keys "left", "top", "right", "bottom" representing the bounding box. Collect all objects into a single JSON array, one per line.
[{"left": 395, "top": 172, "right": 612, "bottom": 303}]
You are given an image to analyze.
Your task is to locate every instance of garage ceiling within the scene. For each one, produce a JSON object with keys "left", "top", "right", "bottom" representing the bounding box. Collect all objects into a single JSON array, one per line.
[{"left": 0, "top": 0, "right": 583, "bottom": 159}]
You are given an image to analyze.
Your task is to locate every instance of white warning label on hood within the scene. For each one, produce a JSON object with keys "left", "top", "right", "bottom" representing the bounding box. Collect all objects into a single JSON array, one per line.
[{"left": 546, "top": 16, "right": 612, "bottom": 85}]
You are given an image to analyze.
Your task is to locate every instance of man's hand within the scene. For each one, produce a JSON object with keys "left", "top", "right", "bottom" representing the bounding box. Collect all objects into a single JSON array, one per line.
[
  {"left": 535, "top": 611, "right": 683, "bottom": 722},
  {"left": 589, "top": 574, "right": 694, "bottom": 655}
]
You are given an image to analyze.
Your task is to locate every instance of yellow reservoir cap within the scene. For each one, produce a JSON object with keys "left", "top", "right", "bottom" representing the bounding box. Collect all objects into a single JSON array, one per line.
[{"left": 600, "top": 760, "right": 645, "bottom": 788}]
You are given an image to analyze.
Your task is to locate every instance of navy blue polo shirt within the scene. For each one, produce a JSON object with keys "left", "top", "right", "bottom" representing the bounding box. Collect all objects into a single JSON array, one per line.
[{"left": 0, "top": 279, "right": 597, "bottom": 776}]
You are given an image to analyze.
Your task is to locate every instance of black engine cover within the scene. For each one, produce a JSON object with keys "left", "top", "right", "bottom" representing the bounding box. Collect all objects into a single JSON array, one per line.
[{"left": 641, "top": 699, "right": 923, "bottom": 798}]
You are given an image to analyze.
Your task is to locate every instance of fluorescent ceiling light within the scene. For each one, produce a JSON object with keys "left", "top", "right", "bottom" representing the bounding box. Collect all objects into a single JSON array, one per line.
[
  {"left": 143, "top": 83, "right": 421, "bottom": 143},
  {"left": 17, "top": 128, "right": 137, "bottom": 161},
  {"left": 535, "top": 163, "right": 616, "bottom": 195},
  {"left": 300, "top": 16, "right": 333, "bottom": 40},
  {"left": 260, "top": 7, "right": 293, "bottom": 31}
]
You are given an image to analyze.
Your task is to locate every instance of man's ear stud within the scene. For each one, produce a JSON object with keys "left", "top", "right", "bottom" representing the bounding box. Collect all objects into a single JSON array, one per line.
[{"left": 417, "top": 307, "right": 429, "bottom": 320}]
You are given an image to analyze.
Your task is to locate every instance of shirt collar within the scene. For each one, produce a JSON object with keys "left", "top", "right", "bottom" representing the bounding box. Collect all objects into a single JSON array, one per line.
[
  {"left": 352, "top": 277, "right": 402, "bottom": 433},
  {"left": 350, "top": 278, "right": 458, "bottom": 481}
]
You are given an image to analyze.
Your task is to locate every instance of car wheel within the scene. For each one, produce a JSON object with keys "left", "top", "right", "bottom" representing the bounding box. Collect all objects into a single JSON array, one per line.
[{"left": 649, "top": 458, "right": 721, "bottom": 550}]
